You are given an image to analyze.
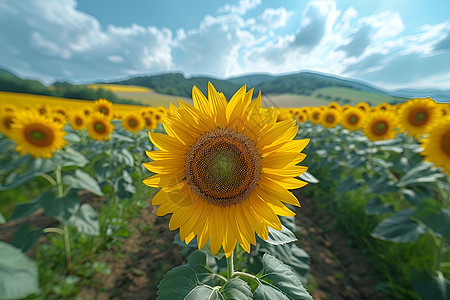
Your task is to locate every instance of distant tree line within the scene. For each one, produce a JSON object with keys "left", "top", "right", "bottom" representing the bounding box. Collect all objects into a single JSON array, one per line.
[{"left": 0, "top": 74, "right": 141, "bottom": 105}]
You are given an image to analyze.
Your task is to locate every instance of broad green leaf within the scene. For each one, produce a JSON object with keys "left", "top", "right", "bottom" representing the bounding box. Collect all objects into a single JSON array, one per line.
[
  {"left": 40, "top": 190, "right": 79, "bottom": 222},
  {"left": 0, "top": 241, "right": 39, "bottom": 299},
  {"left": 185, "top": 286, "right": 221, "bottom": 300},
  {"left": 364, "top": 197, "right": 395, "bottom": 216},
  {"left": 255, "top": 254, "right": 313, "bottom": 300},
  {"left": 410, "top": 269, "right": 450, "bottom": 300},
  {"left": 67, "top": 203, "right": 100, "bottom": 235},
  {"left": 265, "top": 225, "right": 297, "bottom": 245},
  {"left": 285, "top": 245, "right": 310, "bottom": 280},
  {"left": 221, "top": 278, "right": 252, "bottom": 300},
  {"left": 0, "top": 212, "right": 4, "bottom": 224},
  {"left": 10, "top": 223, "right": 43, "bottom": 252},
  {"left": 0, "top": 171, "right": 37, "bottom": 191},
  {"left": 59, "top": 147, "right": 88, "bottom": 167},
  {"left": 64, "top": 132, "right": 81, "bottom": 142},
  {"left": 0, "top": 155, "right": 33, "bottom": 172},
  {"left": 157, "top": 265, "right": 213, "bottom": 299},
  {"left": 371, "top": 208, "right": 427, "bottom": 243},
  {"left": 397, "top": 162, "right": 444, "bottom": 187},
  {"left": 63, "top": 169, "right": 104, "bottom": 196},
  {"left": 415, "top": 198, "right": 450, "bottom": 239},
  {"left": 10, "top": 191, "right": 51, "bottom": 220}
]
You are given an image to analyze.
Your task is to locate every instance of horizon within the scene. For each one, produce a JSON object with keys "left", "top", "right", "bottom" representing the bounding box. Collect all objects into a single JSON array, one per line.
[{"left": 1, "top": 0, "right": 449, "bottom": 91}]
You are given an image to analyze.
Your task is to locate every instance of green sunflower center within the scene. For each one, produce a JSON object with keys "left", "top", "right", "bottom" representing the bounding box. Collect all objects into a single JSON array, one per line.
[
  {"left": 129, "top": 119, "right": 137, "bottom": 127},
  {"left": 326, "top": 115, "right": 334, "bottom": 123},
  {"left": 100, "top": 107, "right": 109, "bottom": 115},
  {"left": 373, "top": 121, "right": 388, "bottom": 135},
  {"left": 94, "top": 122, "right": 106, "bottom": 133},
  {"left": 441, "top": 130, "right": 450, "bottom": 157},
  {"left": 409, "top": 109, "right": 428, "bottom": 126},
  {"left": 75, "top": 117, "right": 83, "bottom": 125},
  {"left": 349, "top": 115, "right": 358, "bottom": 124},
  {"left": 25, "top": 124, "right": 54, "bottom": 147},
  {"left": 186, "top": 128, "right": 261, "bottom": 207}
]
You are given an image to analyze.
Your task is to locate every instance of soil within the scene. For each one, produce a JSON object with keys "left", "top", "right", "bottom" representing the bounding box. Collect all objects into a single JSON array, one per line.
[
  {"left": 0, "top": 191, "right": 393, "bottom": 300},
  {"left": 293, "top": 192, "right": 393, "bottom": 300}
]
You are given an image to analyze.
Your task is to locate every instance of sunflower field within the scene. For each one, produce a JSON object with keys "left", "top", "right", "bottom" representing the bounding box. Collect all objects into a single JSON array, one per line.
[{"left": 0, "top": 86, "right": 449, "bottom": 300}]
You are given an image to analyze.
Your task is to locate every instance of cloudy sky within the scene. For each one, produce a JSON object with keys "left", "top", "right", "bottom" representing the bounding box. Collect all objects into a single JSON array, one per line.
[{"left": 1, "top": 0, "right": 449, "bottom": 91}]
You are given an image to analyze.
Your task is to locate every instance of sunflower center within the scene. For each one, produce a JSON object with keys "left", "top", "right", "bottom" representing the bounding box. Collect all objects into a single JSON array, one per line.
[
  {"left": 373, "top": 121, "right": 388, "bottom": 135},
  {"left": 129, "top": 119, "right": 137, "bottom": 127},
  {"left": 441, "top": 130, "right": 450, "bottom": 157},
  {"left": 24, "top": 124, "right": 54, "bottom": 147},
  {"left": 313, "top": 112, "right": 320, "bottom": 120},
  {"left": 409, "top": 109, "right": 428, "bottom": 126},
  {"left": 3, "top": 117, "right": 13, "bottom": 129},
  {"left": 75, "top": 117, "right": 83, "bottom": 125},
  {"left": 100, "top": 107, "right": 109, "bottom": 115},
  {"left": 349, "top": 115, "right": 358, "bottom": 124},
  {"left": 94, "top": 122, "right": 106, "bottom": 133},
  {"left": 186, "top": 128, "right": 261, "bottom": 207},
  {"left": 326, "top": 115, "right": 334, "bottom": 123}
]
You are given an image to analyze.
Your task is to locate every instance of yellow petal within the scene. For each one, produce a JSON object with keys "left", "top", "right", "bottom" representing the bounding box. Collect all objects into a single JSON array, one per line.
[
  {"left": 248, "top": 194, "right": 282, "bottom": 231},
  {"left": 262, "top": 165, "right": 308, "bottom": 177},
  {"left": 192, "top": 85, "right": 213, "bottom": 118},
  {"left": 261, "top": 152, "right": 306, "bottom": 169},
  {"left": 209, "top": 206, "right": 225, "bottom": 255},
  {"left": 261, "top": 173, "right": 308, "bottom": 190},
  {"left": 149, "top": 132, "right": 188, "bottom": 152},
  {"left": 142, "top": 172, "right": 185, "bottom": 188},
  {"left": 257, "top": 178, "right": 301, "bottom": 207},
  {"left": 208, "top": 82, "right": 227, "bottom": 128}
]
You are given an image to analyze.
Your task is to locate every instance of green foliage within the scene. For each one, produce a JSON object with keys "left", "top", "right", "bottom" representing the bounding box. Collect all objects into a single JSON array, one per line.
[{"left": 0, "top": 241, "right": 39, "bottom": 299}]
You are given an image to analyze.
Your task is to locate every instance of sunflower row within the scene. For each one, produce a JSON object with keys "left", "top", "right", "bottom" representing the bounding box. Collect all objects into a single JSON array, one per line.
[
  {"left": 277, "top": 98, "right": 450, "bottom": 174},
  {"left": 0, "top": 98, "right": 168, "bottom": 158}
]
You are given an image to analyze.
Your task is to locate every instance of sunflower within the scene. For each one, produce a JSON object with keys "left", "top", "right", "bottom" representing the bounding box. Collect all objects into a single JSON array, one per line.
[
  {"left": 321, "top": 109, "right": 341, "bottom": 128},
  {"left": 122, "top": 113, "right": 144, "bottom": 133},
  {"left": 277, "top": 109, "right": 293, "bottom": 122},
  {"left": 398, "top": 98, "right": 440, "bottom": 138},
  {"left": 296, "top": 111, "right": 308, "bottom": 123},
  {"left": 438, "top": 104, "right": 450, "bottom": 117},
  {"left": 341, "top": 107, "right": 365, "bottom": 131},
  {"left": 143, "top": 83, "right": 309, "bottom": 257},
  {"left": 327, "top": 101, "right": 341, "bottom": 111},
  {"left": 356, "top": 102, "right": 370, "bottom": 112},
  {"left": 0, "top": 109, "right": 15, "bottom": 137},
  {"left": 143, "top": 113, "right": 157, "bottom": 130},
  {"left": 420, "top": 117, "right": 450, "bottom": 174},
  {"left": 94, "top": 98, "right": 113, "bottom": 117},
  {"left": 308, "top": 107, "right": 322, "bottom": 125},
  {"left": 86, "top": 112, "right": 114, "bottom": 141},
  {"left": 374, "top": 102, "right": 392, "bottom": 112},
  {"left": 69, "top": 111, "right": 86, "bottom": 130},
  {"left": 50, "top": 112, "right": 67, "bottom": 126},
  {"left": 37, "top": 104, "right": 50, "bottom": 116},
  {"left": 363, "top": 110, "right": 398, "bottom": 141},
  {"left": 9, "top": 111, "right": 66, "bottom": 158}
]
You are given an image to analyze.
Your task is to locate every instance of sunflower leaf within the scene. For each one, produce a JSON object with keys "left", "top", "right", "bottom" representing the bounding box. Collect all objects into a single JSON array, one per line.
[
  {"left": 221, "top": 278, "right": 252, "bottom": 300},
  {"left": 67, "top": 203, "right": 100, "bottom": 235},
  {"left": 410, "top": 268, "right": 450, "bottom": 300},
  {"left": 0, "top": 241, "right": 40, "bottom": 299},
  {"left": 265, "top": 225, "right": 297, "bottom": 245},
  {"left": 371, "top": 208, "right": 427, "bottom": 242},
  {"left": 63, "top": 169, "right": 104, "bottom": 196},
  {"left": 415, "top": 198, "right": 450, "bottom": 239},
  {"left": 254, "top": 254, "right": 312, "bottom": 300},
  {"left": 157, "top": 251, "right": 217, "bottom": 299}
]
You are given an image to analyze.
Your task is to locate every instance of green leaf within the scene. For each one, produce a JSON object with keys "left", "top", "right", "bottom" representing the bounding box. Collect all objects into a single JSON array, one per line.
[
  {"left": 364, "top": 197, "right": 395, "bottom": 216},
  {"left": 285, "top": 245, "right": 310, "bottom": 280},
  {"left": 415, "top": 198, "right": 450, "bottom": 239},
  {"left": 0, "top": 212, "right": 5, "bottom": 224},
  {"left": 59, "top": 147, "right": 88, "bottom": 167},
  {"left": 10, "top": 191, "right": 50, "bottom": 220},
  {"left": 63, "top": 169, "right": 104, "bottom": 196},
  {"left": 67, "top": 203, "right": 100, "bottom": 235},
  {"left": 0, "top": 241, "right": 40, "bottom": 299},
  {"left": 255, "top": 254, "right": 313, "bottom": 300},
  {"left": 410, "top": 269, "right": 450, "bottom": 300},
  {"left": 185, "top": 286, "right": 221, "bottom": 300},
  {"left": 265, "top": 225, "right": 297, "bottom": 245},
  {"left": 371, "top": 208, "right": 427, "bottom": 243},
  {"left": 40, "top": 190, "right": 79, "bottom": 222},
  {"left": 10, "top": 223, "right": 43, "bottom": 252},
  {"left": 221, "top": 278, "right": 252, "bottom": 300},
  {"left": 64, "top": 132, "right": 81, "bottom": 142},
  {"left": 397, "top": 162, "right": 444, "bottom": 187},
  {"left": 298, "top": 172, "right": 319, "bottom": 184}
]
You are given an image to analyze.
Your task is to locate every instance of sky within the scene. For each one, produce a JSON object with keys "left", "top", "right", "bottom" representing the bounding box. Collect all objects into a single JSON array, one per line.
[{"left": 1, "top": 0, "right": 450, "bottom": 91}]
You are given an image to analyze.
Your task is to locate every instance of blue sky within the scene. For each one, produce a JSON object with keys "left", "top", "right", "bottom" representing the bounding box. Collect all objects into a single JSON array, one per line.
[{"left": 1, "top": 0, "right": 449, "bottom": 91}]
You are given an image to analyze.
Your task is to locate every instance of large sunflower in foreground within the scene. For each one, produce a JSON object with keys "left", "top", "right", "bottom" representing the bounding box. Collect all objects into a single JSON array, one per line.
[
  {"left": 363, "top": 110, "right": 398, "bottom": 141},
  {"left": 398, "top": 97, "right": 440, "bottom": 138},
  {"left": 143, "top": 83, "right": 309, "bottom": 257},
  {"left": 9, "top": 111, "right": 66, "bottom": 158},
  {"left": 420, "top": 117, "right": 450, "bottom": 174}
]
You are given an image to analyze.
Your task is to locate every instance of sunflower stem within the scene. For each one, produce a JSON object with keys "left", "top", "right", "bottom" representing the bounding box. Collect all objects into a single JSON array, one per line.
[
  {"left": 55, "top": 164, "right": 72, "bottom": 272},
  {"left": 227, "top": 250, "right": 235, "bottom": 279},
  {"left": 38, "top": 172, "right": 57, "bottom": 186}
]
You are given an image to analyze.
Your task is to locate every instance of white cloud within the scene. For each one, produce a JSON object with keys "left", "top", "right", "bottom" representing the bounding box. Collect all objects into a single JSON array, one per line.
[
  {"left": 0, "top": 0, "right": 173, "bottom": 83},
  {"left": 218, "top": 0, "right": 261, "bottom": 15},
  {"left": 251, "top": 7, "right": 294, "bottom": 33}
]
